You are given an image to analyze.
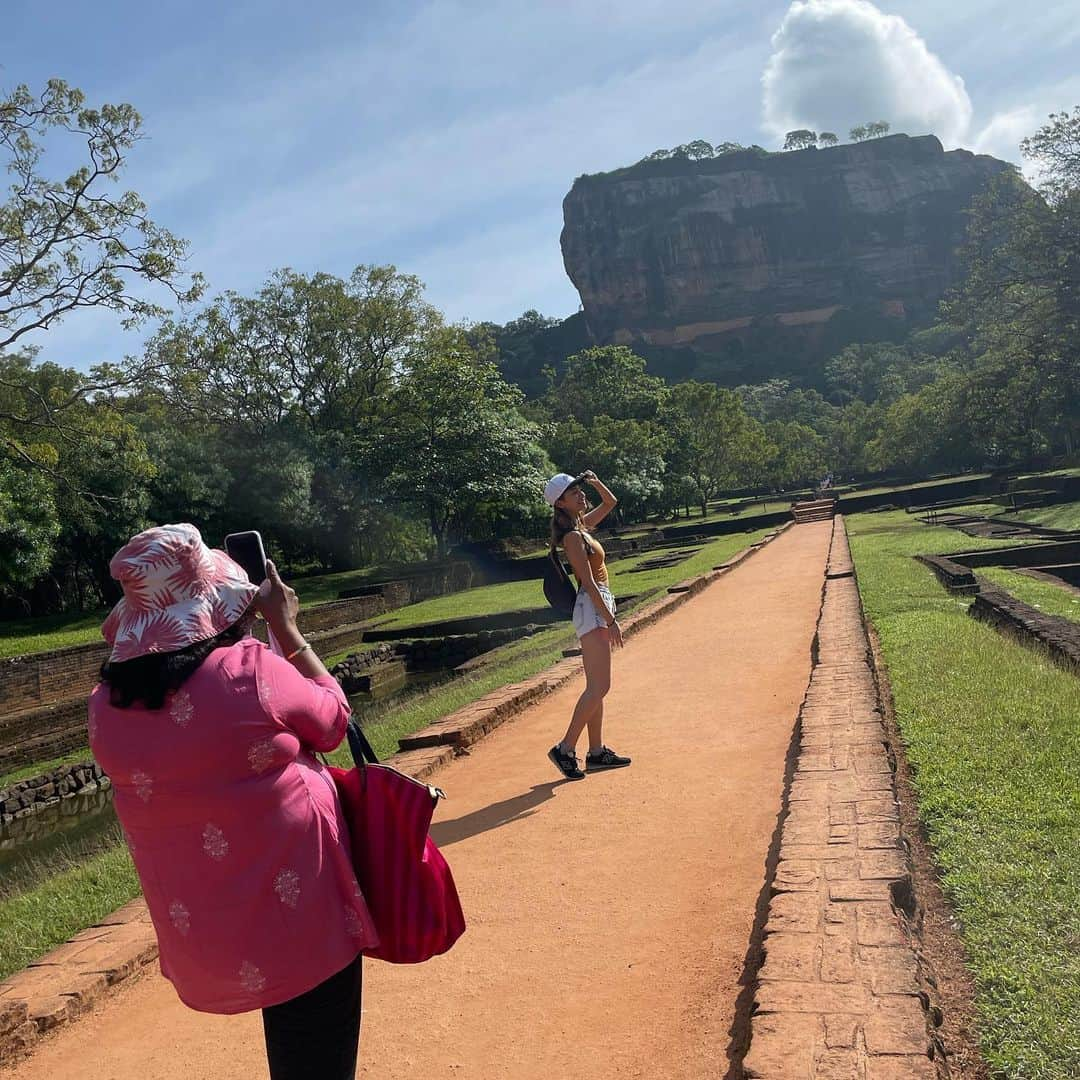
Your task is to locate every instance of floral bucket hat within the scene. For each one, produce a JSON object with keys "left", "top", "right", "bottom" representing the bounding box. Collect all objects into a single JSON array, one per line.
[{"left": 101, "top": 523, "right": 260, "bottom": 664}]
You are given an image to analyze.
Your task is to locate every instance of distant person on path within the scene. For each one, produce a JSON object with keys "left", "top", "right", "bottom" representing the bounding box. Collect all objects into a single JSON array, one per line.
[
  {"left": 544, "top": 471, "right": 632, "bottom": 780},
  {"left": 88, "top": 524, "right": 375, "bottom": 1080}
]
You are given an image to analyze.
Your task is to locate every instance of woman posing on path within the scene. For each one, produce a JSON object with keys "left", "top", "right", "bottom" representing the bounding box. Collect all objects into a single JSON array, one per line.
[
  {"left": 88, "top": 524, "right": 375, "bottom": 1080},
  {"left": 544, "top": 471, "right": 632, "bottom": 781}
]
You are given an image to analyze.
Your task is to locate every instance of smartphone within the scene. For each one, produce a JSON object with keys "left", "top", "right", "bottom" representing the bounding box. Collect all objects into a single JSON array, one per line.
[{"left": 223, "top": 530, "right": 269, "bottom": 585}]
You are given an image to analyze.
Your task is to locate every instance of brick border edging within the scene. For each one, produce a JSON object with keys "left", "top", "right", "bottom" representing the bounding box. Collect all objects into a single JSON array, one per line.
[
  {"left": 743, "top": 516, "right": 945, "bottom": 1080},
  {"left": 0, "top": 525, "right": 793, "bottom": 1065}
]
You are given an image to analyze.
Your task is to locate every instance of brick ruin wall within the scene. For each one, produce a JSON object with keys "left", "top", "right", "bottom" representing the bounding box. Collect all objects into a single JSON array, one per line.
[{"left": 0, "top": 643, "right": 109, "bottom": 715}]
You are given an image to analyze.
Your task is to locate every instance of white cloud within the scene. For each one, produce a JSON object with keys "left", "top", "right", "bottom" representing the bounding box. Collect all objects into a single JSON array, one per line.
[
  {"left": 762, "top": 0, "right": 973, "bottom": 146},
  {"left": 971, "top": 105, "right": 1040, "bottom": 166}
]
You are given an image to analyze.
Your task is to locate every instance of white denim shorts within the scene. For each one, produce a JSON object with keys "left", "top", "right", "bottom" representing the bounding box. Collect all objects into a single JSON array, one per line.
[{"left": 572, "top": 584, "right": 615, "bottom": 640}]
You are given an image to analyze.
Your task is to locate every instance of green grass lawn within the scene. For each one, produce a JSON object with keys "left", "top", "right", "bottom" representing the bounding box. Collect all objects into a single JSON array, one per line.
[
  {"left": 1006, "top": 502, "right": 1080, "bottom": 532},
  {"left": 934, "top": 501, "right": 1010, "bottom": 517},
  {"left": 0, "top": 610, "right": 110, "bottom": 660},
  {"left": 0, "top": 822, "right": 137, "bottom": 981},
  {"left": 841, "top": 473, "right": 991, "bottom": 500},
  {"left": 978, "top": 567, "right": 1080, "bottom": 623},
  {"left": 926, "top": 500, "right": 1080, "bottom": 534},
  {"left": 848, "top": 510, "right": 1080, "bottom": 1079},
  {"left": 1016, "top": 467, "right": 1080, "bottom": 480}
]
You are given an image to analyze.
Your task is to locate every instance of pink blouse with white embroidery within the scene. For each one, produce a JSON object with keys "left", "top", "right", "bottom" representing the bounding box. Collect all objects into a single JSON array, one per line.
[{"left": 88, "top": 637, "right": 377, "bottom": 1014}]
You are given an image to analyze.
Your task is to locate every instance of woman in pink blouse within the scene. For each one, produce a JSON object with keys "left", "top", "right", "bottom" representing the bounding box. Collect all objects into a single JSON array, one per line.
[{"left": 89, "top": 523, "right": 377, "bottom": 1079}]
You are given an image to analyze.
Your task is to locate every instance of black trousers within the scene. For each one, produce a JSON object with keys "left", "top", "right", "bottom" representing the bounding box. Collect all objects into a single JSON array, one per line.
[{"left": 261, "top": 955, "right": 363, "bottom": 1080}]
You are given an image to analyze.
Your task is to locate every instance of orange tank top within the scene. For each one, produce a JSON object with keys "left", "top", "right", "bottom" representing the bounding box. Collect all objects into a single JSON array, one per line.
[{"left": 567, "top": 530, "right": 608, "bottom": 586}]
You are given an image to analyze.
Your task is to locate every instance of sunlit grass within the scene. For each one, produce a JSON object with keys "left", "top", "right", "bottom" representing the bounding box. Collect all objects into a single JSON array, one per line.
[
  {"left": 839, "top": 473, "right": 991, "bottom": 500},
  {"left": 979, "top": 567, "right": 1080, "bottom": 623},
  {"left": 0, "top": 830, "right": 138, "bottom": 981},
  {"left": 848, "top": 510, "right": 1080, "bottom": 1079},
  {"left": 0, "top": 610, "right": 110, "bottom": 660},
  {"left": 1008, "top": 502, "right": 1080, "bottom": 533}
]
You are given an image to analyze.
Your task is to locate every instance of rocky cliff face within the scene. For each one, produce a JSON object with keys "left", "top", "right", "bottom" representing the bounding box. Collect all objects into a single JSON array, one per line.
[{"left": 560, "top": 135, "right": 1013, "bottom": 375}]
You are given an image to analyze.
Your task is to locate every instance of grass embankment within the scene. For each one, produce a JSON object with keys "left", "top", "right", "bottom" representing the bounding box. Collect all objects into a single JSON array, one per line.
[
  {"left": 978, "top": 567, "right": 1080, "bottom": 623},
  {"left": 839, "top": 473, "right": 991, "bottom": 501},
  {"left": 848, "top": 511, "right": 1080, "bottom": 1079},
  {"left": 0, "top": 610, "right": 110, "bottom": 660},
  {"left": 1006, "top": 502, "right": 1080, "bottom": 532},
  {"left": 0, "top": 529, "right": 768, "bottom": 978},
  {"left": 924, "top": 498, "right": 1080, "bottom": 534},
  {"left": 0, "top": 821, "right": 137, "bottom": 981}
]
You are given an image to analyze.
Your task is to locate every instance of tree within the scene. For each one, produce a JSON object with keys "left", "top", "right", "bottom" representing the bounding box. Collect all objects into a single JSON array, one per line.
[
  {"left": 865, "top": 373, "right": 977, "bottom": 473},
  {"left": 1021, "top": 106, "right": 1080, "bottom": 205},
  {"left": 865, "top": 120, "right": 891, "bottom": 139},
  {"left": 675, "top": 140, "right": 715, "bottom": 160},
  {"left": 765, "top": 421, "right": 828, "bottom": 488},
  {"left": 140, "top": 265, "right": 446, "bottom": 568},
  {"left": 714, "top": 141, "right": 747, "bottom": 155},
  {"left": 849, "top": 125, "right": 869, "bottom": 142},
  {"left": 822, "top": 343, "right": 940, "bottom": 407},
  {"left": 547, "top": 345, "right": 667, "bottom": 426},
  {"left": 356, "top": 343, "right": 548, "bottom": 556},
  {"left": 0, "top": 458, "right": 59, "bottom": 597},
  {"left": 467, "top": 309, "right": 564, "bottom": 398},
  {"left": 941, "top": 119, "right": 1080, "bottom": 457},
  {"left": 783, "top": 129, "right": 818, "bottom": 151},
  {"left": 662, "top": 382, "right": 770, "bottom": 514},
  {"left": 144, "top": 265, "right": 439, "bottom": 439},
  {"left": 737, "top": 379, "right": 836, "bottom": 429},
  {"left": 818, "top": 132, "right": 839, "bottom": 147},
  {"left": 0, "top": 80, "right": 202, "bottom": 352},
  {"left": 828, "top": 400, "right": 881, "bottom": 475}
]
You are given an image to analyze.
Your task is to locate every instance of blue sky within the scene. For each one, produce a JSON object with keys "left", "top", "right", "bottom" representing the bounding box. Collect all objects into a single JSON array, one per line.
[{"left": 5, "top": 0, "right": 1079, "bottom": 370}]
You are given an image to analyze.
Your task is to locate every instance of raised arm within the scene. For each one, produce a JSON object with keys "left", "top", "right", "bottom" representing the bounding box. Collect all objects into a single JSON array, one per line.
[
  {"left": 254, "top": 559, "right": 349, "bottom": 751},
  {"left": 580, "top": 471, "right": 618, "bottom": 530}
]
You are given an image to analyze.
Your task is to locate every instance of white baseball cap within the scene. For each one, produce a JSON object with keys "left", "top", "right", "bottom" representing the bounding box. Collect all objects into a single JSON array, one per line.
[{"left": 544, "top": 472, "right": 578, "bottom": 506}]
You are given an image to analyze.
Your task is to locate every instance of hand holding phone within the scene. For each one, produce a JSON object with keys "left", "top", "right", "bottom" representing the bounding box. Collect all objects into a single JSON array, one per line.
[
  {"left": 225, "top": 530, "right": 286, "bottom": 656},
  {"left": 256, "top": 560, "right": 299, "bottom": 632}
]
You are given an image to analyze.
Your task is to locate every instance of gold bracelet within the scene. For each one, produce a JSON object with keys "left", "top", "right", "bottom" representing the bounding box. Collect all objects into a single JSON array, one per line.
[{"left": 286, "top": 642, "right": 312, "bottom": 661}]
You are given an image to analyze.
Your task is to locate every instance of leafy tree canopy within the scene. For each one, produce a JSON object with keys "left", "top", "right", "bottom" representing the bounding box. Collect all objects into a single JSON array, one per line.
[
  {"left": 547, "top": 345, "right": 668, "bottom": 426},
  {"left": 0, "top": 80, "right": 203, "bottom": 353}
]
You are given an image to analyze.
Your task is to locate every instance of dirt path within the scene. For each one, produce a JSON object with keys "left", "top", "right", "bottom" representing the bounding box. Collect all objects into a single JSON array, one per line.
[{"left": 4, "top": 522, "right": 832, "bottom": 1080}]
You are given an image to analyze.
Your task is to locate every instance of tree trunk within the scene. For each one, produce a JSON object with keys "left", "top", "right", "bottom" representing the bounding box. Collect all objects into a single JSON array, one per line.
[{"left": 430, "top": 506, "right": 447, "bottom": 559}]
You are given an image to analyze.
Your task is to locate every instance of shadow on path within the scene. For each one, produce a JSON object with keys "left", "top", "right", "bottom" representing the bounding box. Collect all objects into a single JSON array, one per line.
[{"left": 430, "top": 780, "right": 570, "bottom": 848}]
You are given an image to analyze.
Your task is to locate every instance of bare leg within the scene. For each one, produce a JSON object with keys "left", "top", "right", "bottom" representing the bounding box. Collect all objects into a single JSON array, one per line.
[{"left": 560, "top": 627, "right": 612, "bottom": 753}]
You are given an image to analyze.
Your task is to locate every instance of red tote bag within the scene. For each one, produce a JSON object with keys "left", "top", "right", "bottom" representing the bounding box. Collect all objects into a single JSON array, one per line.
[{"left": 328, "top": 721, "right": 466, "bottom": 964}]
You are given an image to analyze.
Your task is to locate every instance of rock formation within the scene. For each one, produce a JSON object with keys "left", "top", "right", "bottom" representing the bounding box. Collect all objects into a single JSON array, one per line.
[{"left": 560, "top": 135, "right": 1014, "bottom": 382}]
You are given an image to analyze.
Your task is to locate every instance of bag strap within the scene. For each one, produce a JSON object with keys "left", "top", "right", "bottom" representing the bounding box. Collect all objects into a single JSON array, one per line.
[{"left": 346, "top": 718, "right": 379, "bottom": 767}]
